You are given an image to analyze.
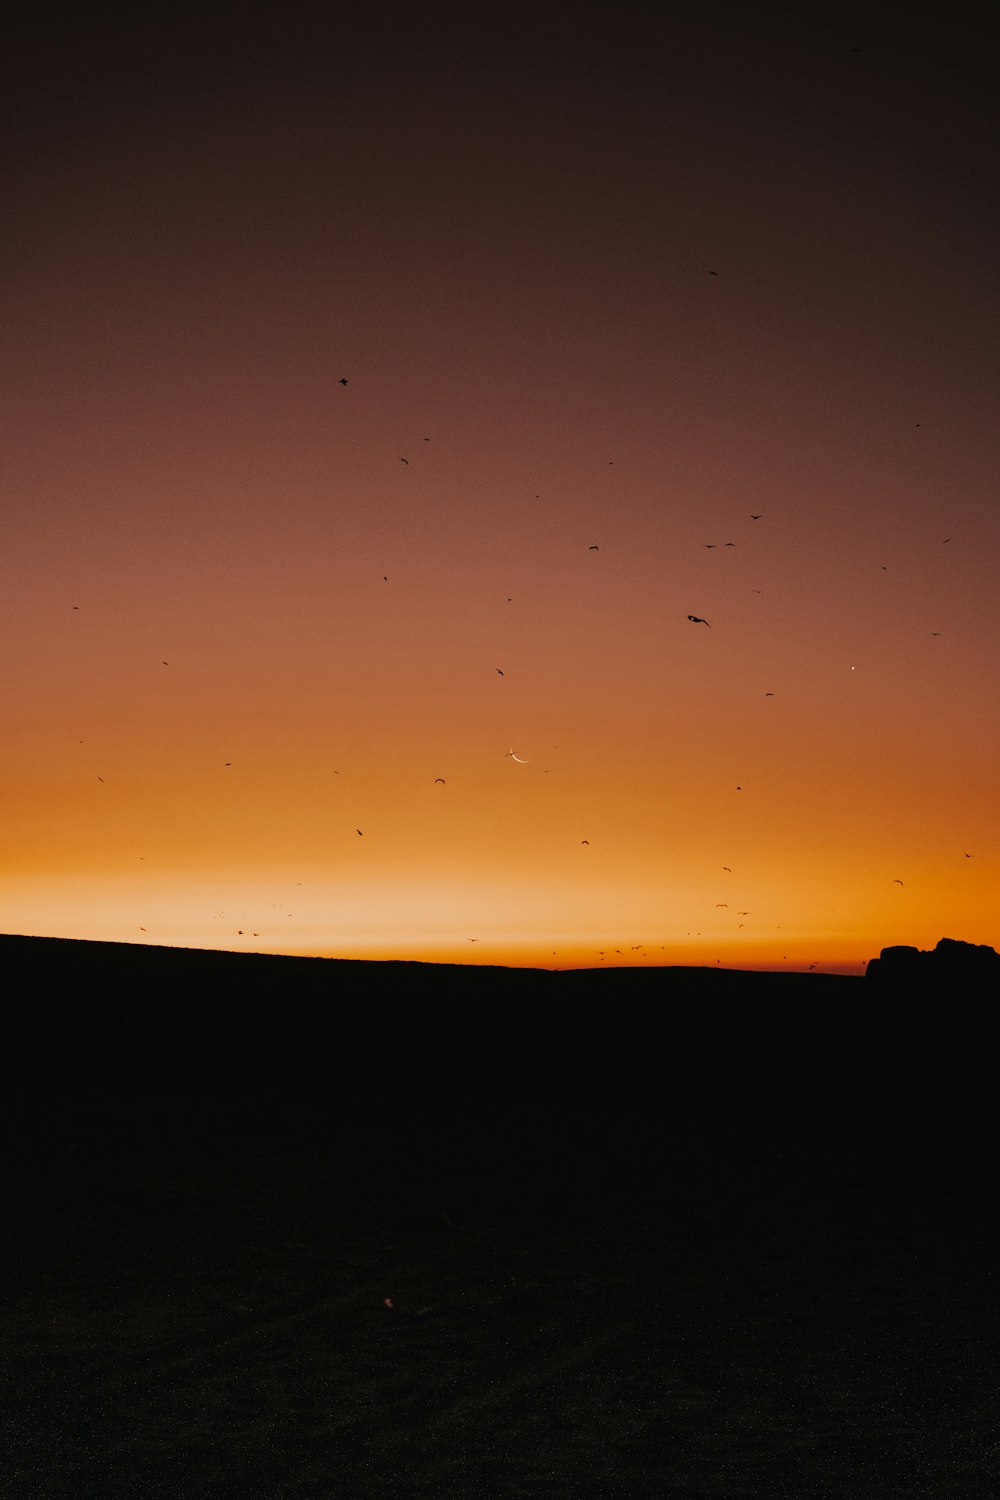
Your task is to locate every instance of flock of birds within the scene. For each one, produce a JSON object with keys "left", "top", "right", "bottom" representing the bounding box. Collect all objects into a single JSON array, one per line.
[{"left": 61, "top": 372, "right": 978, "bottom": 970}]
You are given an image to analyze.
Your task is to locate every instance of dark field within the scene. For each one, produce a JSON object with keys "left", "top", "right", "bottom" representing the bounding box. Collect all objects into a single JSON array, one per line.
[{"left": 2, "top": 937, "right": 998, "bottom": 1497}]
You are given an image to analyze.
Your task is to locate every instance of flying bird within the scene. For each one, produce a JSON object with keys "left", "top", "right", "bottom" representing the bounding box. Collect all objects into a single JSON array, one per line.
[
  {"left": 715, "top": 903, "right": 728, "bottom": 908},
  {"left": 687, "top": 614, "right": 711, "bottom": 626},
  {"left": 400, "top": 457, "right": 409, "bottom": 464},
  {"left": 764, "top": 692, "right": 774, "bottom": 697},
  {"left": 357, "top": 829, "right": 363, "bottom": 836},
  {"left": 722, "top": 866, "right": 732, "bottom": 872},
  {"left": 581, "top": 840, "right": 590, "bottom": 845},
  {"left": 434, "top": 777, "right": 445, "bottom": 784},
  {"left": 339, "top": 378, "right": 348, "bottom": 385},
  {"left": 496, "top": 668, "right": 504, "bottom": 676},
  {"left": 891, "top": 879, "right": 903, "bottom": 886},
  {"left": 750, "top": 514, "right": 762, "bottom": 520},
  {"left": 704, "top": 543, "right": 717, "bottom": 549},
  {"left": 589, "top": 544, "right": 599, "bottom": 550},
  {"left": 161, "top": 661, "right": 169, "bottom": 666},
  {"left": 723, "top": 541, "right": 736, "bottom": 547}
]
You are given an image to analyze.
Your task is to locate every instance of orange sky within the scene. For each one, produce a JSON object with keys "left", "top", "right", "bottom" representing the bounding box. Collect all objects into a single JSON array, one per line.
[{"left": 4, "top": 3, "right": 998, "bottom": 973}]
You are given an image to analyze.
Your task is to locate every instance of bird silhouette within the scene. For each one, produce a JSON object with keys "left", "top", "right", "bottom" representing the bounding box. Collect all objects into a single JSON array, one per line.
[
  {"left": 687, "top": 614, "right": 711, "bottom": 626},
  {"left": 357, "top": 829, "right": 363, "bottom": 837},
  {"left": 581, "top": 840, "right": 589, "bottom": 845},
  {"left": 434, "top": 777, "right": 445, "bottom": 784},
  {"left": 750, "top": 513, "right": 762, "bottom": 520},
  {"left": 496, "top": 667, "right": 504, "bottom": 676},
  {"left": 400, "top": 457, "right": 409, "bottom": 464},
  {"left": 892, "top": 879, "right": 903, "bottom": 886},
  {"left": 589, "top": 544, "right": 599, "bottom": 550},
  {"left": 339, "top": 378, "right": 348, "bottom": 385},
  {"left": 722, "top": 866, "right": 732, "bottom": 872}
]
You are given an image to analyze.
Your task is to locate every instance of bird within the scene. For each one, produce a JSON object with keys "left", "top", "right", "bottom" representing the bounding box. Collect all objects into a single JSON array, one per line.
[
  {"left": 723, "top": 541, "right": 736, "bottom": 547},
  {"left": 589, "top": 544, "right": 599, "bottom": 551},
  {"left": 750, "top": 513, "right": 762, "bottom": 520},
  {"left": 434, "top": 777, "right": 445, "bottom": 784},
  {"left": 704, "top": 543, "right": 717, "bottom": 549},
  {"left": 357, "top": 829, "right": 363, "bottom": 836},
  {"left": 339, "top": 378, "right": 348, "bottom": 385},
  {"left": 400, "top": 457, "right": 409, "bottom": 464},
  {"left": 581, "top": 840, "right": 590, "bottom": 845},
  {"left": 964, "top": 852, "right": 973, "bottom": 858},
  {"left": 736, "top": 785, "right": 742, "bottom": 791},
  {"left": 891, "top": 879, "right": 903, "bottom": 886},
  {"left": 764, "top": 692, "right": 774, "bottom": 697},
  {"left": 722, "top": 866, "right": 732, "bottom": 872},
  {"left": 687, "top": 614, "right": 711, "bottom": 626},
  {"left": 496, "top": 667, "right": 504, "bottom": 676},
  {"left": 715, "top": 903, "right": 728, "bottom": 908},
  {"left": 709, "top": 269, "right": 719, "bottom": 276},
  {"left": 161, "top": 661, "right": 169, "bottom": 666}
]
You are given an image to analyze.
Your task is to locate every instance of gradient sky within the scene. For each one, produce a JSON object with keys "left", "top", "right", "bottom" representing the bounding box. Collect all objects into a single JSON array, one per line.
[{"left": 4, "top": 2, "right": 998, "bottom": 971}]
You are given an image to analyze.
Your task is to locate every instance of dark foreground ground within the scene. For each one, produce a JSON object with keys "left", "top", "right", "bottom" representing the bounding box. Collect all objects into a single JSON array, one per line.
[{"left": 2, "top": 937, "right": 998, "bottom": 1497}]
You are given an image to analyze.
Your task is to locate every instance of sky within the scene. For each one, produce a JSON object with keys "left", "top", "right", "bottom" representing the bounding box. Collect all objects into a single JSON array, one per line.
[{"left": 3, "top": 1, "right": 998, "bottom": 972}]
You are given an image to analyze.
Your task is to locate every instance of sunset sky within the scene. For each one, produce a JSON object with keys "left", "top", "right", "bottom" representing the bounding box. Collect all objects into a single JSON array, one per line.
[{"left": 4, "top": 2, "right": 998, "bottom": 972}]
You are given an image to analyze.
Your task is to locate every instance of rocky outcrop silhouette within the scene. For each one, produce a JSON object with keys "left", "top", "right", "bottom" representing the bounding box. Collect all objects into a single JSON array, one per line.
[{"left": 866, "top": 937, "right": 1000, "bottom": 990}]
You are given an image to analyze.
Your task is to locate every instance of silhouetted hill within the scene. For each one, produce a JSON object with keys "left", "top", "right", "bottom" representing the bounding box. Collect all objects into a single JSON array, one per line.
[{"left": 3, "top": 934, "right": 995, "bottom": 1140}]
